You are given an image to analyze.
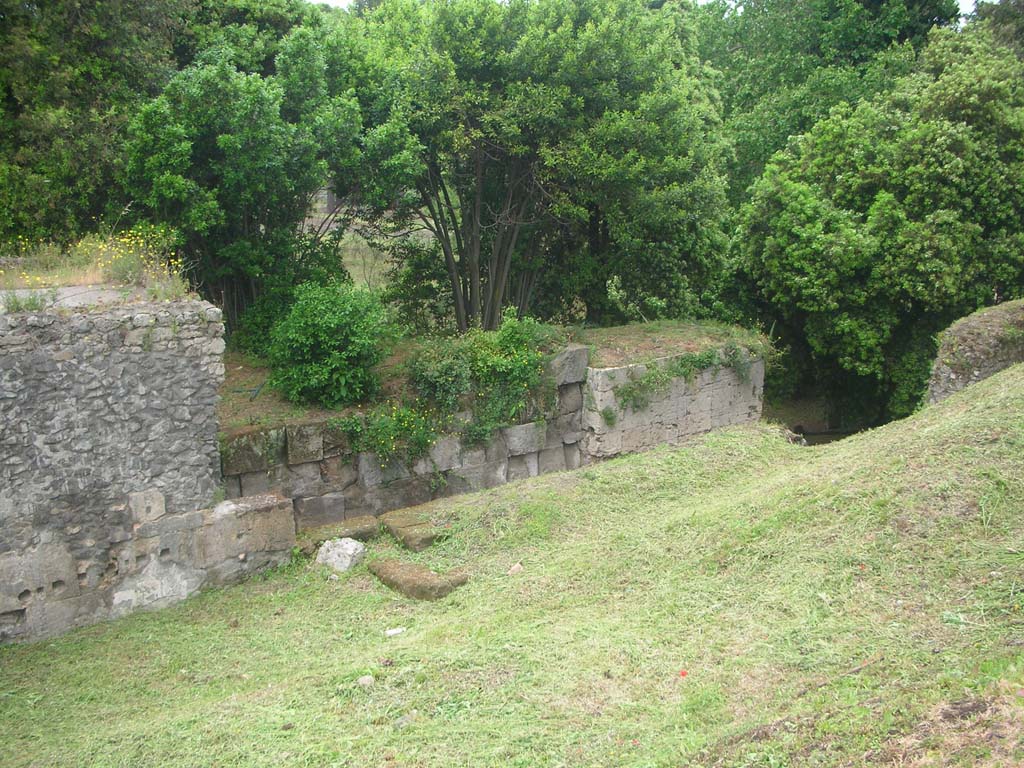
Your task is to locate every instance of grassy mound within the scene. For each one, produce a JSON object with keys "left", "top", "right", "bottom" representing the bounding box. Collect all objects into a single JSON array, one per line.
[{"left": 3, "top": 367, "right": 1024, "bottom": 767}]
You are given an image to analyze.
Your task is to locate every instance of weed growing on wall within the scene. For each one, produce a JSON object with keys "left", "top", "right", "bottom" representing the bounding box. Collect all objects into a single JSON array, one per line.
[
  {"left": 410, "top": 312, "right": 564, "bottom": 444},
  {"left": 614, "top": 343, "right": 756, "bottom": 413},
  {"left": 330, "top": 404, "right": 436, "bottom": 465}
]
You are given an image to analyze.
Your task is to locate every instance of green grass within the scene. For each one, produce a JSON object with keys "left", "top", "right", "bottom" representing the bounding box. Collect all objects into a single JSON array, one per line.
[{"left": 3, "top": 367, "right": 1024, "bottom": 767}]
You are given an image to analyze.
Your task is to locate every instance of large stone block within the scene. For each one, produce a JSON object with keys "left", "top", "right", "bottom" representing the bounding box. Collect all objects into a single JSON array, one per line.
[
  {"left": 294, "top": 492, "right": 346, "bottom": 530},
  {"left": 220, "top": 428, "right": 287, "bottom": 476},
  {"left": 197, "top": 495, "right": 296, "bottom": 577},
  {"left": 557, "top": 383, "right": 583, "bottom": 415},
  {"left": 507, "top": 452, "right": 539, "bottom": 482},
  {"left": 547, "top": 344, "right": 590, "bottom": 385},
  {"left": 502, "top": 422, "right": 546, "bottom": 456},
  {"left": 445, "top": 460, "right": 507, "bottom": 494},
  {"left": 286, "top": 423, "right": 324, "bottom": 464},
  {"left": 537, "top": 446, "right": 567, "bottom": 474}
]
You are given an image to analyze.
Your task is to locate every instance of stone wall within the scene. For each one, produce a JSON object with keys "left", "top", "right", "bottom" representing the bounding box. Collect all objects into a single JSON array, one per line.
[
  {"left": 220, "top": 346, "right": 764, "bottom": 535},
  {"left": 0, "top": 301, "right": 293, "bottom": 642},
  {"left": 584, "top": 356, "right": 765, "bottom": 459},
  {"left": 927, "top": 299, "right": 1024, "bottom": 405}
]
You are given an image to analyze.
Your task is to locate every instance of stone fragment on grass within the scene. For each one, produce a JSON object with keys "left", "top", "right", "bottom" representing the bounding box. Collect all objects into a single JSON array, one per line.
[
  {"left": 380, "top": 509, "right": 442, "bottom": 552},
  {"left": 315, "top": 537, "right": 366, "bottom": 573},
  {"left": 368, "top": 558, "right": 469, "bottom": 601}
]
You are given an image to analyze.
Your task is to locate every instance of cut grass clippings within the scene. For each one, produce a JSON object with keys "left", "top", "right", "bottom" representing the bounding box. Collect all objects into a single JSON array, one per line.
[{"left": 3, "top": 367, "right": 1024, "bottom": 767}]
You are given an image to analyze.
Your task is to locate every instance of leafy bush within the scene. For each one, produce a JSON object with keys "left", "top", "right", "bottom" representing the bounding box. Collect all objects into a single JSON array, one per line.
[
  {"left": 737, "top": 26, "right": 1024, "bottom": 421},
  {"left": 331, "top": 404, "right": 437, "bottom": 466},
  {"left": 267, "top": 282, "right": 395, "bottom": 407},
  {"left": 410, "top": 312, "right": 561, "bottom": 442},
  {"left": 233, "top": 232, "right": 352, "bottom": 357}
]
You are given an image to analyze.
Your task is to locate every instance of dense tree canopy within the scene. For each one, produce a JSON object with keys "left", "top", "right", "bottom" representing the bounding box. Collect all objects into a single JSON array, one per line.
[
  {"left": 737, "top": 26, "right": 1024, "bottom": 421},
  {"left": 698, "top": 0, "right": 960, "bottom": 200},
  {"left": 336, "top": 0, "right": 729, "bottom": 329},
  {"left": 0, "top": 0, "right": 192, "bottom": 243}
]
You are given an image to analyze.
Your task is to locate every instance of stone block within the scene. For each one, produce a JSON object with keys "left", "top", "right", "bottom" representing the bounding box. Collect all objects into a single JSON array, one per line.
[
  {"left": 430, "top": 435, "right": 462, "bottom": 472},
  {"left": 197, "top": 495, "right": 296, "bottom": 577},
  {"left": 446, "top": 460, "right": 507, "bottom": 494},
  {"left": 357, "top": 453, "right": 411, "bottom": 488},
  {"left": 320, "top": 455, "right": 359, "bottom": 492},
  {"left": 286, "top": 423, "right": 324, "bottom": 464},
  {"left": 547, "top": 344, "right": 590, "bottom": 385},
  {"left": 381, "top": 509, "right": 443, "bottom": 552},
  {"left": 220, "top": 428, "right": 286, "bottom": 476},
  {"left": 322, "top": 423, "right": 350, "bottom": 458},
  {"left": 370, "top": 477, "right": 433, "bottom": 516},
  {"left": 223, "top": 475, "right": 242, "bottom": 500},
  {"left": 297, "top": 515, "right": 380, "bottom": 555},
  {"left": 368, "top": 558, "right": 468, "bottom": 601},
  {"left": 564, "top": 442, "right": 581, "bottom": 470},
  {"left": 502, "top": 422, "right": 546, "bottom": 456},
  {"left": 280, "top": 462, "right": 323, "bottom": 499},
  {"left": 294, "top": 492, "right": 346, "bottom": 530},
  {"left": 128, "top": 489, "right": 166, "bottom": 524},
  {"left": 239, "top": 470, "right": 271, "bottom": 497},
  {"left": 538, "top": 446, "right": 567, "bottom": 474},
  {"left": 557, "top": 383, "right": 583, "bottom": 415},
  {"left": 507, "top": 452, "right": 539, "bottom": 482},
  {"left": 316, "top": 538, "right": 365, "bottom": 572}
]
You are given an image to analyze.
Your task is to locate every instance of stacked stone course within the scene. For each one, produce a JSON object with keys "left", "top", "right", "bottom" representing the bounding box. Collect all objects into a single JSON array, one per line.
[
  {"left": 220, "top": 345, "right": 764, "bottom": 534},
  {"left": 0, "top": 302, "right": 293, "bottom": 642}
]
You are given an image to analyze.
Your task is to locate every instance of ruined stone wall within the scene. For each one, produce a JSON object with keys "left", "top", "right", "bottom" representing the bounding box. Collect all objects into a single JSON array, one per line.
[
  {"left": 927, "top": 299, "right": 1024, "bottom": 405},
  {"left": 220, "top": 346, "right": 764, "bottom": 535},
  {"left": 583, "top": 356, "right": 765, "bottom": 459},
  {"left": 0, "top": 301, "right": 294, "bottom": 642}
]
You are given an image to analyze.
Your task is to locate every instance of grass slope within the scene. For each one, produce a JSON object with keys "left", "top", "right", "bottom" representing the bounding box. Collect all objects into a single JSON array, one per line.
[{"left": 3, "top": 367, "right": 1024, "bottom": 767}]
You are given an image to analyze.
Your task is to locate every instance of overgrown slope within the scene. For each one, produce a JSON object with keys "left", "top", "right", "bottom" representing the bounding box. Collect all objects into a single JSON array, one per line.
[{"left": 2, "top": 367, "right": 1024, "bottom": 767}]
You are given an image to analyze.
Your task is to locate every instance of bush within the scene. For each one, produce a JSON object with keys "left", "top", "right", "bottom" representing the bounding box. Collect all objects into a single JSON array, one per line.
[
  {"left": 409, "top": 312, "right": 561, "bottom": 442},
  {"left": 267, "top": 282, "right": 395, "bottom": 407}
]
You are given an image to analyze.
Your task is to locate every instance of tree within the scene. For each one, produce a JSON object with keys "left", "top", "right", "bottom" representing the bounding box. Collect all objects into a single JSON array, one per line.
[
  {"left": 976, "top": 0, "right": 1024, "bottom": 56},
  {"left": 736, "top": 25, "right": 1024, "bottom": 421},
  {"left": 333, "top": 0, "right": 728, "bottom": 330},
  {"left": 0, "top": 0, "right": 193, "bottom": 244},
  {"left": 697, "top": 0, "right": 960, "bottom": 201},
  {"left": 125, "top": 50, "right": 360, "bottom": 323}
]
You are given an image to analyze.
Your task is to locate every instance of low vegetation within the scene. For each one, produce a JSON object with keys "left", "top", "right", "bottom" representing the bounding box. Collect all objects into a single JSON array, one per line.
[{"left": 4, "top": 364, "right": 1023, "bottom": 766}]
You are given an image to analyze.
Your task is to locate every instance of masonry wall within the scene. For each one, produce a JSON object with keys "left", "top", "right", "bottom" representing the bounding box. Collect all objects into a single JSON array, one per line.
[
  {"left": 0, "top": 301, "right": 294, "bottom": 642},
  {"left": 583, "top": 357, "right": 765, "bottom": 459},
  {"left": 220, "top": 347, "right": 765, "bottom": 535},
  {"left": 927, "top": 299, "right": 1024, "bottom": 405}
]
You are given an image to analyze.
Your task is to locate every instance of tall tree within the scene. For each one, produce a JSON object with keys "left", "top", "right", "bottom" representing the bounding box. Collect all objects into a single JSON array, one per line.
[
  {"left": 0, "top": 0, "right": 193, "bottom": 244},
  {"left": 736, "top": 25, "right": 1024, "bottom": 421},
  {"left": 698, "top": 0, "right": 960, "bottom": 201},
  {"left": 335, "top": 0, "right": 728, "bottom": 330}
]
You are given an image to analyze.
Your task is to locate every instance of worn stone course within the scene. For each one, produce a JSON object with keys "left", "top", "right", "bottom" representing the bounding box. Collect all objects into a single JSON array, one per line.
[{"left": 0, "top": 302, "right": 304, "bottom": 642}]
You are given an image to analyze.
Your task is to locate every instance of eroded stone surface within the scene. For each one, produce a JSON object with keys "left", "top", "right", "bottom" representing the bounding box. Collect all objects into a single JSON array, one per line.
[
  {"left": 316, "top": 538, "right": 366, "bottom": 572},
  {"left": 380, "top": 509, "right": 442, "bottom": 552},
  {"left": 368, "top": 558, "right": 469, "bottom": 601},
  {"left": 297, "top": 515, "right": 380, "bottom": 555}
]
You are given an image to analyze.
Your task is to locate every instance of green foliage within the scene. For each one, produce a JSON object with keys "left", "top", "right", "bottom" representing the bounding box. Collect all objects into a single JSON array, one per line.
[
  {"left": 331, "top": 403, "right": 436, "bottom": 465},
  {"left": 0, "top": 1, "right": 193, "bottom": 245},
  {"left": 697, "top": 0, "right": 959, "bottom": 201},
  {"left": 267, "top": 282, "right": 395, "bottom": 407},
  {"left": 614, "top": 349, "right": 722, "bottom": 412},
  {"left": 410, "top": 312, "right": 560, "bottom": 442},
  {"left": 737, "top": 26, "right": 1024, "bottom": 420},
  {"left": 125, "top": 48, "right": 356, "bottom": 324},
  {"left": 340, "top": 0, "right": 729, "bottom": 329},
  {"left": 1, "top": 288, "right": 57, "bottom": 313}
]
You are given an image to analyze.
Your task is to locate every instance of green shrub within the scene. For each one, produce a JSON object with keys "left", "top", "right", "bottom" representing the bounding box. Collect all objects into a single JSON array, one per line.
[
  {"left": 332, "top": 404, "right": 437, "bottom": 465},
  {"left": 268, "top": 282, "right": 395, "bottom": 407},
  {"left": 410, "top": 312, "right": 561, "bottom": 442}
]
